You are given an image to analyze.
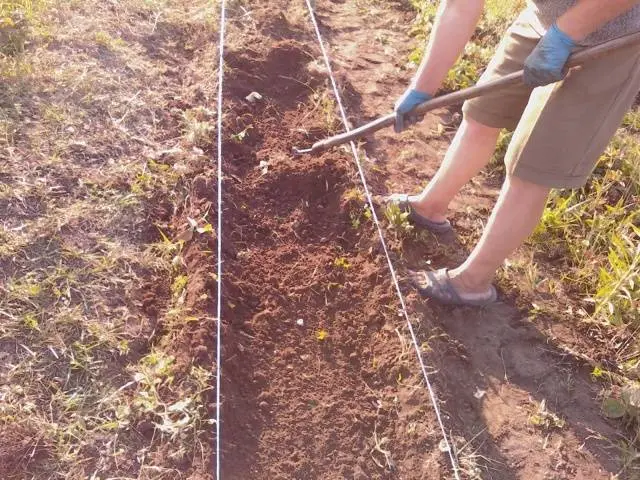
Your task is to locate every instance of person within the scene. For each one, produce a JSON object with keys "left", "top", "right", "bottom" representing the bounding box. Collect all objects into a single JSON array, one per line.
[{"left": 390, "top": 0, "right": 640, "bottom": 306}]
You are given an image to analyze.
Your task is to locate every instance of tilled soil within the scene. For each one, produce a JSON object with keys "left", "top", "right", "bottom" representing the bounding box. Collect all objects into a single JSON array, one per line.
[{"left": 204, "top": 3, "right": 448, "bottom": 478}]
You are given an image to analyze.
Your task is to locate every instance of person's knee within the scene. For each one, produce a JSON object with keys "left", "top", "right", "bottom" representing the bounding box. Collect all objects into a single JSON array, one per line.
[
  {"left": 462, "top": 113, "right": 501, "bottom": 139},
  {"left": 505, "top": 173, "right": 551, "bottom": 197}
]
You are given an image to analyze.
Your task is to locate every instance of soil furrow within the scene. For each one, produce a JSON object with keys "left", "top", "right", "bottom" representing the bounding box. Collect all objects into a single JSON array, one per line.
[{"left": 214, "top": 2, "right": 449, "bottom": 479}]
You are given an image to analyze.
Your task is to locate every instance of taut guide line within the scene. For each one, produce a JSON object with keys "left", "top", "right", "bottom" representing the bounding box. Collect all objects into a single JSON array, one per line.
[
  {"left": 301, "top": 1, "right": 462, "bottom": 478},
  {"left": 215, "top": 0, "right": 226, "bottom": 478}
]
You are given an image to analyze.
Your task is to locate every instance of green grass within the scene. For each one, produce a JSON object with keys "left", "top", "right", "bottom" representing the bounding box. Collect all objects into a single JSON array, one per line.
[
  {"left": 94, "top": 30, "right": 127, "bottom": 50},
  {"left": 531, "top": 119, "right": 640, "bottom": 328}
]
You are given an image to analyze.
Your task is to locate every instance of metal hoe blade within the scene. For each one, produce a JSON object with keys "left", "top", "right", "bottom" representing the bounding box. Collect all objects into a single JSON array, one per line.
[{"left": 292, "top": 147, "right": 312, "bottom": 156}]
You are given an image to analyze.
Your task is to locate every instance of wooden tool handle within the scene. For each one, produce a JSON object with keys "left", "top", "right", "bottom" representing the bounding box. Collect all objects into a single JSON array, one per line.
[{"left": 307, "top": 30, "right": 640, "bottom": 153}]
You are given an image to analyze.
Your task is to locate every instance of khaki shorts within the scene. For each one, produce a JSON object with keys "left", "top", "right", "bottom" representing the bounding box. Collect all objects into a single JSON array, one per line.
[{"left": 462, "top": 11, "right": 640, "bottom": 189}]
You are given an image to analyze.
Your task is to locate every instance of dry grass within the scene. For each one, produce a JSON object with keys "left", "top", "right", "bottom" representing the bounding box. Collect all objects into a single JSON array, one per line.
[{"left": 0, "top": 0, "right": 220, "bottom": 477}]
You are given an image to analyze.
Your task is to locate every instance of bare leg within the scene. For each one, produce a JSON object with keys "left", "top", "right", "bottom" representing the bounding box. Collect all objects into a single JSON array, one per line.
[
  {"left": 449, "top": 175, "right": 551, "bottom": 297},
  {"left": 410, "top": 115, "right": 501, "bottom": 222}
]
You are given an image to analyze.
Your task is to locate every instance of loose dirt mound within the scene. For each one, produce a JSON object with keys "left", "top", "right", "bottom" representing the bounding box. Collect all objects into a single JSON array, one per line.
[{"left": 198, "top": 3, "right": 448, "bottom": 478}]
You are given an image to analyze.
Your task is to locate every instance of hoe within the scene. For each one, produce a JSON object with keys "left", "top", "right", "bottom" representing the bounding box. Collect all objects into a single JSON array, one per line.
[{"left": 293, "top": 31, "right": 640, "bottom": 156}]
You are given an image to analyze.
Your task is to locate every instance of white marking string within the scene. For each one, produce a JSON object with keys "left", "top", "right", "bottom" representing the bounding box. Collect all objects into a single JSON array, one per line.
[
  {"left": 215, "top": 0, "right": 227, "bottom": 478},
  {"left": 302, "top": 2, "right": 460, "bottom": 478}
]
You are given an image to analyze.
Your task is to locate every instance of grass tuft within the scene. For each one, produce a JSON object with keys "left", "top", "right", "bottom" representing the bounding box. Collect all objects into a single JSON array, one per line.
[
  {"left": 530, "top": 127, "right": 640, "bottom": 328},
  {"left": 182, "top": 107, "right": 215, "bottom": 147},
  {"left": 384, "top": 202, "right": 413, "bottom": 236},
  {"left": 0, "top": 0, "right": 47, "bottom": 56}
]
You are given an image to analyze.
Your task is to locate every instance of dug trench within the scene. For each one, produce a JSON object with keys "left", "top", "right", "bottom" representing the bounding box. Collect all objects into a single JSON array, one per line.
[
  {"left": 183, "top": 3, "right": 452, "bottom": 478},
  {"left": 221, "top": 48, "right": 451, "bottom": 480}
]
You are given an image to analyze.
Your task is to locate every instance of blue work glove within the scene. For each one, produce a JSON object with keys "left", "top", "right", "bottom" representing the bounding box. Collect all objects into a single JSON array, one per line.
[
  {"left": 524, "top": 23, "right": 576, "bottom": 87},
  {"left": 394, "top": 88, "right": 432, "bottom": 133}
]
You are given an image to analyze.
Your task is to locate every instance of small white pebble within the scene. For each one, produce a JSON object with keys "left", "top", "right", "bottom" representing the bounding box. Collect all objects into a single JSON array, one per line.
[
  {"left": 438, "top": 439, "right": 451, "bottom": 452},
  {"left": 296, "top": 319, "right": 304, "bottom": 326},
  {"left": 245, "top": 91, "right": 263, "bottom": 103},
  {"left": 474, "top": 388, "right": 486, "bottom": 399}
]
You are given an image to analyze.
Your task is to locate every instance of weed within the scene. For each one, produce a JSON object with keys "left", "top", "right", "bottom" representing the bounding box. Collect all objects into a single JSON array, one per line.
[
  {"left": 444, "top": 56, "right": 480, "bottom": 90},
  {"left": 333, "top": 257, "right": 351, "bottom": 269},
  {"left": 126, "top": 349, "right": 210, "bottom": 442},
  {"left": 384, "top": 202, "right": 413, "bottom": 235},
  {"left": 591, "top": 365, "right": 608, "bottom": 381},
  {"left": 529, "top": 136, "right": 640, "bottom": 327},
  {"left": 94, "top": 31, "right": 126, "bottom": 50},
  {"left": 350, "top": 204, "right": 372, "bottom": 229},
  {"left": 22, "top": 312, "right": 39, "bottom": 331},
  {"left": 602, "top": 383, "right": 640, "bottom": 474},
  {"left": 623, "top": 109, "right": 640, "bottom": 133},
  {"left": 528, "top": 398, "right": 566, "bottom": 430},
  {"left": 41, "top": 104, "right": 66, "bottom": 125},
  {"left": 342, "top": 188, "right": 370, "bottom": 228},
  {"left": 342, "top": 187, "right": 365, "bottom": 203},
  {"left": 0, "top": 0, "right": 47, "bottom": 55},
  {"left": 315, "top": 329, "right": 328, "bottom": 341},
  {"left": 314, "top": 90, "right": 339, "bottom": 132},
  {"left": 592, "top": 227, "right": 640, "bottom": 326},
  {"left": 231, "top": 126, "right": 252, "bottom": 143},
  {"left": 130, "top": 159, "right": 183, "bottom": 196},
  {"left": 603, "top": 383, "right": 640, "bottom": 423},
  {"left": 350, "top": 211, "right": 362, "bottom": 229},
  {"left": 182, "top": 107, "right": 215, "bottom": 147},
  {"left": 489, "top": 129, "right": 512, "bottom": 172},
  {"left": 172, "top": 274, "right": 188, "bottom": 299}
]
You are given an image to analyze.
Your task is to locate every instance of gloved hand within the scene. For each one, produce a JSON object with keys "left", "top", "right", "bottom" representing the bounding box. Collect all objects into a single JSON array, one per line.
[
  {"left": 394, "top": 88, "right": 432, "bottom": 133},
  {"left": 524, "top": 23, "right": 576, "bottom": 87}
]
